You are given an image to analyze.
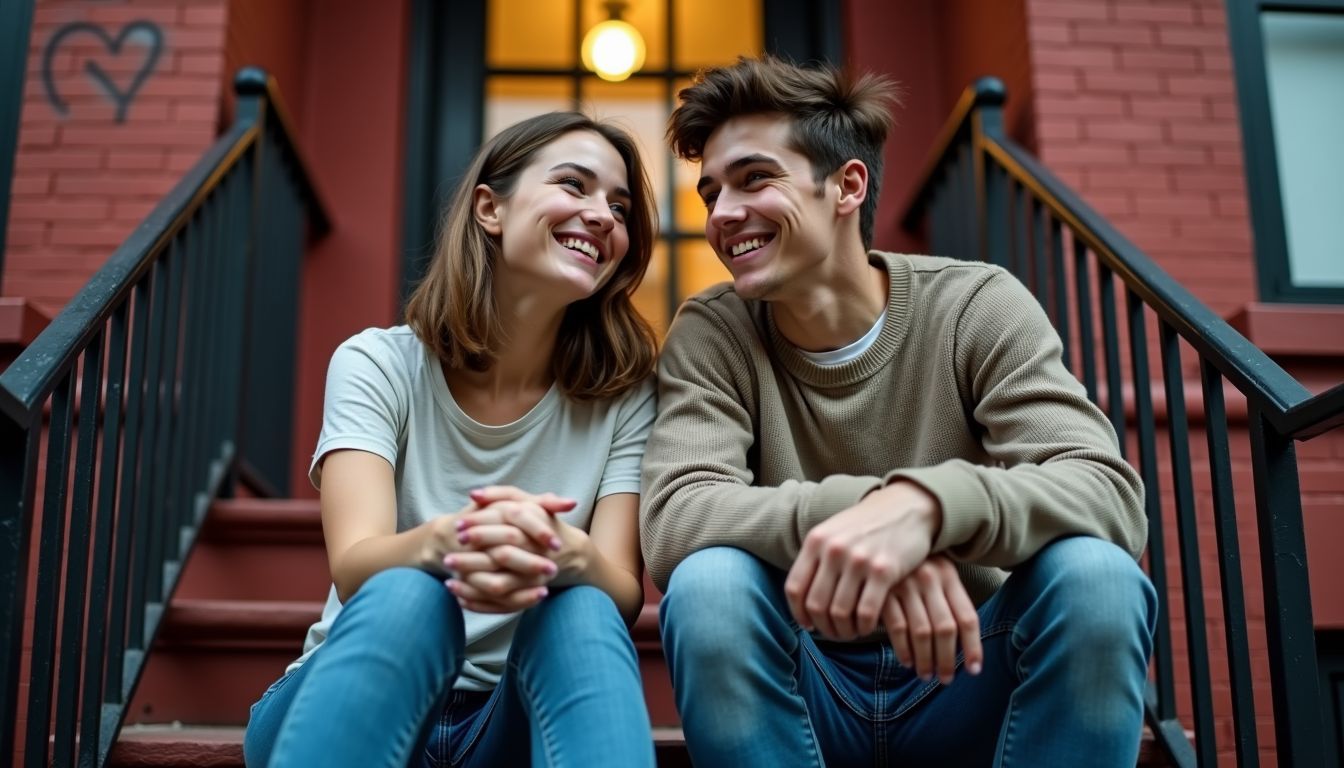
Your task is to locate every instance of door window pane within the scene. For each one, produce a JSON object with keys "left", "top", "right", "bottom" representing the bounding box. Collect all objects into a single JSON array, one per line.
[{"left": 1262, "top": 12, "right": 1344, "bottom": 288}]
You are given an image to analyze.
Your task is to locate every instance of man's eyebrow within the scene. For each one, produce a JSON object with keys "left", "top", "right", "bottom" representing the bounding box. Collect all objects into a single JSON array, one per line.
[
  {"left": 696, "top": 154, "right": 782, "bottom": 195},
  {"left": 550, "top": 162, "right": 630, "bottom": 199}
]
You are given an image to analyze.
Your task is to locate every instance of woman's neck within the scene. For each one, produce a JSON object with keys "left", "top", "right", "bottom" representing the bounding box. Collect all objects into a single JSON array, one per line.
[{"left": 441, "top": 288, "right": 566, "bottom": 424}]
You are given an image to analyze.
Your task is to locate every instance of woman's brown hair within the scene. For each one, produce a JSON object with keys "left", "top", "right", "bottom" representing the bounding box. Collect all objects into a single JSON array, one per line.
[{"left": 404, "top": 112, "right": 658, "bottom": 400}]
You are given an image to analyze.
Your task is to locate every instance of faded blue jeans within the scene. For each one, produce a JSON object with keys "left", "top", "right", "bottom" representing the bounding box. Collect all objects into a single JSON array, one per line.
[
  {"left": 660, "top": 537, "right": 1157, "bottom": 767},
  {"left": 243, "top": 567, "right": 654, "bottom": 767}
]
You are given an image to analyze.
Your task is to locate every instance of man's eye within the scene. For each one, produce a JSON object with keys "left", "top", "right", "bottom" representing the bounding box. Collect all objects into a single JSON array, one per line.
[{"left": 745, "top": 171, "right": 768, "bottom": 183}]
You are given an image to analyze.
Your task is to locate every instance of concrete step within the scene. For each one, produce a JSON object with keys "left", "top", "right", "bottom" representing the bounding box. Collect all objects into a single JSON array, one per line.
[
  {"left": 109, "top": 724, "right": 693, "bottom": 767},
  {"left": 128, "top": 598, "right": 677, "bottom": 727},
  {"left": 108, "top": 723, "right": 1172, "bottom": 767},
  {"left": 176, "top": 499, "right": 329, "bottom": 602}
]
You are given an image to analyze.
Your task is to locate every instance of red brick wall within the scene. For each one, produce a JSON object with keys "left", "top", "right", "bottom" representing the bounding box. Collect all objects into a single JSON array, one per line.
[
  {"left": 222, "top": 0, "right": 311, "bottom": 127},
  {"left": 1025, "top": 0, "right": 1254, "bottom": 317},
  {"left": 8, "top": 0, "right": 228, "bottom": 315}
]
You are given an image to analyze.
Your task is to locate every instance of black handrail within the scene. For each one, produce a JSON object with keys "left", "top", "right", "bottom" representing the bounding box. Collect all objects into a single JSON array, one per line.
[
  {"left": 903, "top": 77, "right": 1338, "bottom": 767},
  {"left": 0, "top": 67, "right": 328, "bottom": 767}
]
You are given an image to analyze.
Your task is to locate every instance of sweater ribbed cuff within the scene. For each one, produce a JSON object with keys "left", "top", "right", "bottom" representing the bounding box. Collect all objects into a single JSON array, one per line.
[{"left": 884, "top": 463, "right": 993, "bottom": 555}]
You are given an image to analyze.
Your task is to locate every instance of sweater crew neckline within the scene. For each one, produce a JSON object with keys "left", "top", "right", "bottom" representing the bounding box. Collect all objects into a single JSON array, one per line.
[{"left": 765, "top": 252, "right": 911, "bottom": 388}]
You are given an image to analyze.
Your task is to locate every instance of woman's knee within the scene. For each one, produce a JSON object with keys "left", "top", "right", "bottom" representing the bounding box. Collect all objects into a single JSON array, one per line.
[{"left": 334, "top": 567, "right": 465, "bottom": 656}]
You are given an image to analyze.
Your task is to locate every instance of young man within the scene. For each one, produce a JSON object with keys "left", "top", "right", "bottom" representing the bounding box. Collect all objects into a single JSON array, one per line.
[{"left": 641, "top": 56, "right": 1158, "bottom": 766}]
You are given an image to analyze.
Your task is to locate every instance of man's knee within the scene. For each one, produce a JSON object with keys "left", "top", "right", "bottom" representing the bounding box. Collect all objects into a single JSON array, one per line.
[
  {"left": 1027, "top": 537, "right": 1157, "bottom": 648},
  {"left": 660, "top": 547, "right": 788, "bottom": 656}
]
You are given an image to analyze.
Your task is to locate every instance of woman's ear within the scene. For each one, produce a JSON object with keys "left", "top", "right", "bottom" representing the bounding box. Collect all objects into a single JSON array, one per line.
[
  {"left": 473, "top": 184, "right": 504, "bottom": 236},
  {"left": 835, "top": 159, "right": 868, "bottom": 217}
]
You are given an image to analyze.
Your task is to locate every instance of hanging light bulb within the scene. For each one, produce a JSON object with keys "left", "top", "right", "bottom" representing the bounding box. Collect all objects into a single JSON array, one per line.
[{"left": 582, "top": 1, "right": 646, "bottom": 82}]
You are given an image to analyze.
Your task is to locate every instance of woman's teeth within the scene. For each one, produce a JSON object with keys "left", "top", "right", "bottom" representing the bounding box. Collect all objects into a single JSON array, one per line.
[{"left": 560, "top": 237, "right": 600, "bottom": 262}]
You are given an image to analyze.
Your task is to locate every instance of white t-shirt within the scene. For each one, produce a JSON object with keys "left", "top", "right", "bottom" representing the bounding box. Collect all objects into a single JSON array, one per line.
[{"left": 292, "top": 326, "right": 656, "bottom": 691}]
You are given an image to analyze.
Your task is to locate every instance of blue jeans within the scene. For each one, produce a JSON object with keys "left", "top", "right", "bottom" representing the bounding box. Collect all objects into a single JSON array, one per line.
[
  {"left": 243, "top": 567, "right": 654, "bottom": 767},
  {"left": 660, "top": 537, "right": 1157, "bottom": 767}
]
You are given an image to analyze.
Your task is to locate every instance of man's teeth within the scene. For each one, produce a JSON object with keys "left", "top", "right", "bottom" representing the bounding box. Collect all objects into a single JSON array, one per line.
[
  {"left": 561, "top": 237, "right": 600, "bottom": 262},
  {"left": 731, "top": 238, "right": 767, "bottom": 257}
]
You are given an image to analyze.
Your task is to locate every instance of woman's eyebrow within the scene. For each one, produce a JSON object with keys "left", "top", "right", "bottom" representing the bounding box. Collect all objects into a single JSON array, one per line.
[{"left": 550, "top": 162, "right": 630, "bottom": 199}]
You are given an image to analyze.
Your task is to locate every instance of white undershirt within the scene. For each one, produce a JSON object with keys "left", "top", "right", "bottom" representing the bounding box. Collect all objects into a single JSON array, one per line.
[{"left": 797, "top": 308, "right": 888, "bottom": 366}]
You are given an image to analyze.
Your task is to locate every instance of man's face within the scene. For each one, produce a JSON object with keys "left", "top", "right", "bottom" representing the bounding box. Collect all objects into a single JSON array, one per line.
[{"left": 697, "top": 114, "right": 840, "bottom": 301}]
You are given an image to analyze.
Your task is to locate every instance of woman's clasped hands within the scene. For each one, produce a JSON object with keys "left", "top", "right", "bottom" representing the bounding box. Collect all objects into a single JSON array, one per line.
[{"left": 439, "top": 486, "right": 593, "bottom": 613}]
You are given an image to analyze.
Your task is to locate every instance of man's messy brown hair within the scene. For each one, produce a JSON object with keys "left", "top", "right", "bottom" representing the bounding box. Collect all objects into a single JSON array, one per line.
[{"left": 668, "top": 56, "right": 900, "bottom": 249}]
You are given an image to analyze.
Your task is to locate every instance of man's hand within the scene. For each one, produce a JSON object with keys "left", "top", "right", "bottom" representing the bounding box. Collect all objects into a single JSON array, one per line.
[
  {"left": 784, "top": 481, "right": 941, "bottom": 639},
  {"left": 882, "top": 556, "right": 982, "bottom": 684}
]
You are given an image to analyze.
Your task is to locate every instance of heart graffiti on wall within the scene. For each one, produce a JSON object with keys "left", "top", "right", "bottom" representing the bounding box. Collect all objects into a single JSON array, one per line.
[{"left": 41, "top": 21, "right": 165, "bottom": 124}]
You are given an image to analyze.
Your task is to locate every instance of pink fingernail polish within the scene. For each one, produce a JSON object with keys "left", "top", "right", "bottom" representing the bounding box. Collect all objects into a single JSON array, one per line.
[
  {"left": 443, "top": 556, "right": 455, "bottom": 569},
  {"left": 968, "top": 662, "right": 982, "bottom": 675},
  {"left": 550, "top": 538, "right": 562, "bottom": 551},
  {"left": 537, "top": 588, "right": 549, "bottom": 598},
  {"left": 457, "top": 533, "right": 469, "bottom": 544}
]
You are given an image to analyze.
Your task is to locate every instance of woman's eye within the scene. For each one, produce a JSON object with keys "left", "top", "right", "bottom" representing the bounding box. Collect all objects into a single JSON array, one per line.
[
  {"left": 745, "top": 171, "right": 768, "bottom": 184},
  {"left": 559, "top": 176, "right": 584, "bottom": 191},
  {"left": 702, "top": 192, "right": 719, "bottom": 209},
  {"left": 609, "top": 202, "right": 627, "bottom": 219}
]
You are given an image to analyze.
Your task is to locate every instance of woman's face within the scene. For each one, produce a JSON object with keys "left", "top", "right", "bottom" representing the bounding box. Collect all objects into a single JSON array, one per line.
[{"left": 483, "top": 129, "right": 634, "bottom": 302}]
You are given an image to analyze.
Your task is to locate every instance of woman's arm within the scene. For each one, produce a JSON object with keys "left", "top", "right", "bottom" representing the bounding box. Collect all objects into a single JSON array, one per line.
[
  {"left": 556, "top": 492, "right": 644, "bottom": 625},
  {"left": 320, "top": 449, "right": 461, "bottom": 602}
]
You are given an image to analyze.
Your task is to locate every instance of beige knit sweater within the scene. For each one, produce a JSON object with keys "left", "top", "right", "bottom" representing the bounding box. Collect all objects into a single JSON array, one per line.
[{"left": 639, "top": 251, "right": 1146, "bottom": 603}]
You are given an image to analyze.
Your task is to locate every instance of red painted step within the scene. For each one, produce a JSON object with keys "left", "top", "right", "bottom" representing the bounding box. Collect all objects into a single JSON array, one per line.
[{"left": 109, "top": 725, "right": 694, "bottom": 767}]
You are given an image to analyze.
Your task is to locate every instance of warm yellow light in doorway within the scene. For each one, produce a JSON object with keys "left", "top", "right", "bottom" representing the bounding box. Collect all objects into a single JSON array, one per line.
[{"left": 582, "top": 3, "right": 646, "bottom": 82}]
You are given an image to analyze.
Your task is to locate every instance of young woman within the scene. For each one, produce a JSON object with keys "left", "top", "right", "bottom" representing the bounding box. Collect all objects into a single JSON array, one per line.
[{"left": 243, "top": 112, "right": 660, "bottom": 767}]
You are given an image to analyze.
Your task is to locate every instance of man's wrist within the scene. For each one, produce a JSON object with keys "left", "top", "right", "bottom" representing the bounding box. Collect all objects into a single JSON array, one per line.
[{"left": 869, "top": 480, "right": 943, "bottom": 545}]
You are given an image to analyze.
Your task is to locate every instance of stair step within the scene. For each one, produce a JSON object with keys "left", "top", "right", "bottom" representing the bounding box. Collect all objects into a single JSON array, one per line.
[
  {"left": 109, "top": 724, "right": 692, "bottom": 767},
  {"left": 108, "top": 723, "right": 1169, "bottom": 767},
  {"left": 177, "top": 500, "right": 328, "bottom": 602},
  {"left": 129, "top": 598, "right": 676, "bottom": 727}
]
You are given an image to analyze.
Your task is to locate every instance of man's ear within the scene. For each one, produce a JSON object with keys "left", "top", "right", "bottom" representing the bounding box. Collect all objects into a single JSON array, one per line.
[
  {"left": 473, "top": 184, "right": 504, "bottom": 236},
  {"left": 835, "top": 159, "right": 868, "bottom": 217}
]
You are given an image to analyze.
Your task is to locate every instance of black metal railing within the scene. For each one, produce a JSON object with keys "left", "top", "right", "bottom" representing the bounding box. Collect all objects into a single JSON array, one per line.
[
  {"left": 0, "top": 67, "right": 328, "bottom": 767},
  {"left": 903, "top": 78, "right": 1343, "bottom": 768}
]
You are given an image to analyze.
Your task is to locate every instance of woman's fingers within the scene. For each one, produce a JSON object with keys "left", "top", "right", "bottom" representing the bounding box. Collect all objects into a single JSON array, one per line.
[
  {"left": 469, "top": 486, "right": 576, "bottom": 514},
  {"left": 446, "top": 577, "right": 548, "bottom": 613},
  {"left": 459, "top": 502, "right": 560, "bottom": 552}
]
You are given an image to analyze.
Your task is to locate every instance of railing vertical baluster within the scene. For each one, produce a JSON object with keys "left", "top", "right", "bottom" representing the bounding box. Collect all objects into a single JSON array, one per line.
[
  {"left": 23, "top": 371, "right": 76, "bottom": 768},
  {"left": 957, "top": 140, "right": 973, "bottom": 261},
  {"left": 178, "top": 214, "right": 207, "bottom": 530},
  {"left": 0, "top": 417, "right": 39, "bottom": 763},
  {"left": 129, "top": 260, "right": 169, "bottom": 652},
  {"left": 82, "top": 306, "right": 127, "bottom": 766},
  {"left": 52, "top": 338, "right": 104, "bottom": 767},
  {"left": 1248, "top": 409, "right": 1325, "bottom": 766},
  {"left": 106, "top": 277, "right": 150, "bottom": 701},
  {"left": 1072, "top": 239, "right": 1097, "bottom": 402},
  {"left": 982, "top": 161, "right": 1009, "bottom": 269},
  {"left": 1010, "top": 181, "right": 1028, "bottom": 283},
  {"left": 1048, "top": 216, "right": 1071, "bottom": 372},
  {"left": 1096, "top": 264, "right": 1127, "bottom": 454},
  {"left": 1031, "top": 198, "right": 1048, "bottom": 307},
  {"left": 1159, "top": 321, "right": 1215, "bottom": 765},
  {"left": 1200, "top": 359, "right": 1258, "bottom": 766},
  {"left": 1126, "top": 290, "right": 1176, "bottom": 726},
  {"left": 152, "top": 237, "right": 186, "bottom": 571}
]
